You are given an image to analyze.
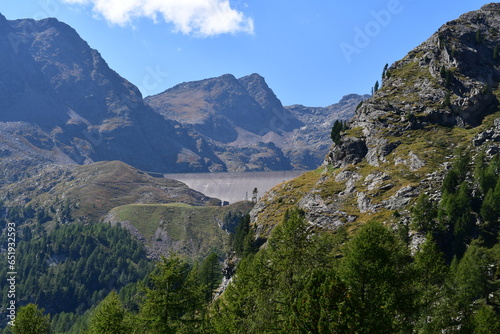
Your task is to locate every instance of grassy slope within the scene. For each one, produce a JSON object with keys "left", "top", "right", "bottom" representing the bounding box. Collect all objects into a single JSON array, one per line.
[
  {"left": 4, "top": 160, "right": 219, "bottom": 222},
  {"left": 252, "top": 85, "right": 500, "bottom": 237},
  {"left": 108, "top": 201, "right": 253, "bottom": 258}
]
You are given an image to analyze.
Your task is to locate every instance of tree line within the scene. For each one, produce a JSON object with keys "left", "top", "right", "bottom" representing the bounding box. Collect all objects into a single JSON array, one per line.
[
  {"left": 11, "top": 203, "right": 498, "bottom": 333},
  {"left": 2, "top": 147, "right": 500, "bottom": 333}
]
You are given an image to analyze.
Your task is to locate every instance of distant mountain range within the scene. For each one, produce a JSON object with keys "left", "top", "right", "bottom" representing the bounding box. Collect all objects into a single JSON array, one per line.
[
  {"left": 0, "top": 12, "right": 365, "bottom": 176},
  {"left": 146, "top": 74, "right": 369, "bottom": 171}
]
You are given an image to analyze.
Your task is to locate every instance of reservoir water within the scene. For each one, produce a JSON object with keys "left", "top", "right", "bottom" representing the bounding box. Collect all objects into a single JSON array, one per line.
[{"left": 164, "top": 170, "right": 307, "bottom": 204}]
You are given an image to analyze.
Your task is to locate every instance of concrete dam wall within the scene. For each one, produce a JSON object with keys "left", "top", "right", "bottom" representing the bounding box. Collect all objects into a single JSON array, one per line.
[{"left": 164, "top": 170, "right": 307, "bottom": 204}]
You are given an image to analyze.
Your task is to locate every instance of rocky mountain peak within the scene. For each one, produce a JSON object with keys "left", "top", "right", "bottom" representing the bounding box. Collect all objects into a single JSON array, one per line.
[
  {"left": 328, "top": 3, "right": 500, "bottom": 169},
  {"left": 146, "top": 73, "right": 303, "bottom": 139},
  {"left": 238, "top": 73, "right": 302, "bottom": 131},
  {"left": 238, "top": 73, "right": 278, "bottom": 107}
]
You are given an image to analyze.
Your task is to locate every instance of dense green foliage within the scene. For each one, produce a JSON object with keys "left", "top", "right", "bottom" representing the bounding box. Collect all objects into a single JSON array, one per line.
[
  {"left": 211, "top": 209, "right": 499, "bottom": 333},
  {"left": 0, "top": 210, "right": 152, "bottom": 333},
  {"left": 86, "top": 291, "right": 131, "bottom": 334},
  {"left": 0, "top": 222, "right": 150, "bottom": 315},
  {"left": 330, "top": 120, "right": 348, "bottom": 145},
  {"left": 409, "top": 150, "right": 500, "bottom": 260},
  {"left": 3, "top": 201, "right": 499, "bottom": 333},
  {"left": 2, "top": 149, "right": 500, "bottom": 333},
  {"left": 230, "top": 214, "right": 257, "bottom": 257},
  {"left": 12, "top": 304, "right": 51, "bottom": 334}
]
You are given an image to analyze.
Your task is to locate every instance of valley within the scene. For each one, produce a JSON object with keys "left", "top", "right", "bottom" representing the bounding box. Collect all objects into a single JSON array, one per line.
[{"left": 1, "top": 2, "right": 500, "bottom": 333}]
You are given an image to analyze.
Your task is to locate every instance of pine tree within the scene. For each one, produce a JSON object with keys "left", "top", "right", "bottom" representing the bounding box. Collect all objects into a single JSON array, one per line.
[
  {"left": 139, "top": 256, "right": 203, "bottom": 333},
  {"left": 479, "top": 177, "right": 500, "bottom": 246},
  {"left": 232, "top": 214, "right": 256, "bottom": 256},
  {"left": 199, "top": 253, "right": 222, "bottom": 303},
  {"left": 13, "top": 304, "right": 51, "bottom": 334},
  {"left": 443, "top": 92, "right": 451, "bottom": 107},
  {"left": 339, "top": 221, "right": 414, "bottom": 333},
  {"left": 413, "top": 234, "right": 448, "bottom": 332},
  {"left": 330, "top": 120, "right": 344, "bottom": 145},
  {"left": 449, "top": 241, "right": 496, "bottom": 330},
  {"left": 474, "top": 149, "right": 488, "bottom": 195},
  {"left": 293, "top": 268, "right": 357, "bottom": 333},
  {"left": 411, "top": 193, "right": 437, "bottom": 232},
  {"left": 251, "top": 188, "right": 258, "bottom": 203},
  {"left": 87, "top": 290, "right": 131, "bottom": 334},
  {"left": 472, "top": 304, "right": 500, "bottom": 333},
  {"left": 382, "top": 63, "right": 389, "bottom": 82}
]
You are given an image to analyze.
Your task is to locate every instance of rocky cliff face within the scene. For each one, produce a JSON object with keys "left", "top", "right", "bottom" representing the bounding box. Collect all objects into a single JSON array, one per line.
[
  {"left": 328, "top": 3, "right": 500, "bottom": 169},
  {"left": 251, "top": 3, "right": 500, "bottom": 237},
  {"left": 285, "top": 94, "right": 370, "bottom": 169},
  {"left": 0, "top": 15, "right": 223, "bottom": 174}
]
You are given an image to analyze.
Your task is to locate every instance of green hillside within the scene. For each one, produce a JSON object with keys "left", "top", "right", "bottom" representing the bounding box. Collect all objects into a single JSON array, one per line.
[{"left": 108, "top": 202, "right": 253, "bottom": 258}]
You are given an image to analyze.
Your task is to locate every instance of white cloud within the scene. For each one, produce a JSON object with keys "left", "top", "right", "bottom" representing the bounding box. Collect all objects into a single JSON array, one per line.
[{"left": 62, "top": 0, "right": 254, "bottom": 36}]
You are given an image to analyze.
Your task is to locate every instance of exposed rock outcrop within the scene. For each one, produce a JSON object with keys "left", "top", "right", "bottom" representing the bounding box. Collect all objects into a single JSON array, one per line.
[
  {"left": 250, "top": 3, "right": 500, "bottom": 237},
  {"left": 329, "top": 3, "right": 500, "bottom": 169}
]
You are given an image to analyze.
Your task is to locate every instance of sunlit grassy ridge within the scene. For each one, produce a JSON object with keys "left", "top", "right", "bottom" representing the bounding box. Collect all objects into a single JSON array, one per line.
[
  {"left": 4, "top": 160, "right": 219, "bottom": 222},
  {"left": 109, "top": 201, "right": 253, "bottom": 258},
  {"left": 252, "top": 107, "right": 500, "bottom": 237}
]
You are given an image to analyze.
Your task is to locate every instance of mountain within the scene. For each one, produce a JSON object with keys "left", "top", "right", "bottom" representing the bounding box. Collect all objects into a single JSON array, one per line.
[
  {"left": 0, "top": 12, "right": 363, "bottom": 174},
  {"left": 0, "top": 14, "right": 224, "bottom": 174},
  {"left": 4, "top": 160, "right": 219, "bottom": 219},
  {"left": 284, "top": 93, "right": 370, "bottom": 169},
  {"left": 1, "top": 5, "right": 500, "bottom": 333},
  {"left": 251, "top": 3, "right": 500, "bottom": 237},
  {"left": 146, "top": 73, "right": 303, "bottom": 142},
  {"left": 146, "top": 74, "right": 367, "bottom": 171},
  {"left": 220, "top": 5, "right": 500, "bottom": 332}
]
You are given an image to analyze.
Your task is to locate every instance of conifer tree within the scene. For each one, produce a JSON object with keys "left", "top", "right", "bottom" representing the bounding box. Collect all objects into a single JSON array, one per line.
[
  {"left": 139, "top": 256, "right": 203, "bottom": 333},
  {"left": 199, "top": 253, "right": 222, "bottom": 303},
  {"left": 13, "top": 304, "right": 51, "bottom": 334},
  {"left": 382, "top": 63, "right": 389, "bottom": 82},
  {"left": 479, "top": 176, "right": 500, "bottom": 245},
  {"left": 330, "top": 120, "right": 344, "bottom": 145},
  {"left": 411, "top": 193, "right": 437, "bottom": 232},
  {"left": 476, "top": 30, "right": 482, "bottom": 43},
  {"left": 413, "top": 234, "right": 448, "bottom": 332},
  {"left": 449, "top": 241, "right": 496, "bottom": 330},
  {"left": 339, "top": 221, "right": 414, "bottom": 333},
  {"left": 87, "top": 290, "right": 130, "bottom": 334}
]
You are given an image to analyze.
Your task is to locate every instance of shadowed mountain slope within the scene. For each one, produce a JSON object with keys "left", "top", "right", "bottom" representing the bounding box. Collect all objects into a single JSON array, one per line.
[{"left": 0, "top": 14, "right": 224, "bottom": 174}]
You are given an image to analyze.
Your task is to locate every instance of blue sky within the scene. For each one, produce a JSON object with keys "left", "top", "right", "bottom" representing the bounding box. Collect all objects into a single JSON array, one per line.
[{"left": 0, "top": 0, "right": 491, "bottom": 107}]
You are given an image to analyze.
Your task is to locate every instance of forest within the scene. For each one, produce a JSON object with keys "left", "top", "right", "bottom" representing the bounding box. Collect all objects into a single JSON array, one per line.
[{"left": 1, "top": 149, "right": 500, "bottom": 333}]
